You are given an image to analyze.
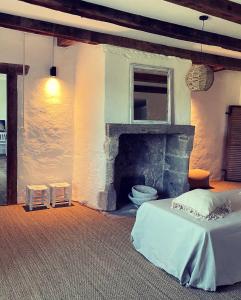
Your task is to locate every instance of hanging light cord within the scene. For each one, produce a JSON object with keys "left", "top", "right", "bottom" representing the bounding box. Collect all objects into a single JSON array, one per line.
[
  {"left": 22, "top": 32, "right": 26, "bottom": 129},
  {"left": 201, "top": 20, "right": 205, "bottom": 54},
  {"left": 52, "top": 36, "right": 55, "bottom": 66}
]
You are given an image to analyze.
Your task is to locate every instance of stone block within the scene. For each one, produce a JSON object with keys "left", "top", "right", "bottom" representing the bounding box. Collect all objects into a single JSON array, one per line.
[
  {"left": 98, "top": 183, "right": 117, "bottom": 211},
  {"left": 162, "top": 170, "right": 189, "bottom": 198},
  {"left": 165, "top": 154, "right": 189, "bottom": 173},
  {"left": 166, "top": 134, "right": 194, "bottom": 156}
]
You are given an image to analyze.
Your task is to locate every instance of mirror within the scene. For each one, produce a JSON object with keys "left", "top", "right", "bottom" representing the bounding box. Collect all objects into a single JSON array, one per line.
[{"left": 130, "top": 65, "right": 173, "bottom": 124}]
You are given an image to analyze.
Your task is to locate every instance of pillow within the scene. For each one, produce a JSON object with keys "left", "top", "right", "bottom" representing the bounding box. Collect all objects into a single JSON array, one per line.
[{"left": 171, "top": 189, "right": 231, "bottom": 220}]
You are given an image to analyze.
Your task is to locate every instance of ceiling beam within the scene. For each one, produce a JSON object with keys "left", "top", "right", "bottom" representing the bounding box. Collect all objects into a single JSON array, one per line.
[
  {"left": 57, "top": 37, "right": 76, "bottom": 47},
  {"left": 163, "top": 0, "right": 241, "bottom": 25},
  {"left": 20, "top": 0, "right": 241, "bottom": 52},
  {"left": 0, "top": 13, "right": 241, "bottom": 71}
]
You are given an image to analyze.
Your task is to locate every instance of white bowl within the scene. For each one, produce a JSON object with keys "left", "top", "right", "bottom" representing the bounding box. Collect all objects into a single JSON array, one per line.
[
  {"left": 128, "top": 193, "right": 158, "bottom": 206},
  {"left": 132, "top": 185, "right": 157, "bottom": 198}
]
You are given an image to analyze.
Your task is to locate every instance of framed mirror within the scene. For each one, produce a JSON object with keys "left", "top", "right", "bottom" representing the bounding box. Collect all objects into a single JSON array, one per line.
[{"left": 130, "top": 64, "right": 173, "bottom": 124}]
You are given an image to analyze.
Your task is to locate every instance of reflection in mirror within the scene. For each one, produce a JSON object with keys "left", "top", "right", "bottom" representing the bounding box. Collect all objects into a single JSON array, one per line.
[{"left": 131, "top": 66, "right": 172, "bottom": 124}]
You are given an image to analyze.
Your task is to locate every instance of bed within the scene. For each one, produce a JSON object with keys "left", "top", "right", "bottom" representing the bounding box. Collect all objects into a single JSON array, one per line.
[{"left": 131, "top": 189, "right": 241, "bottom": 291}]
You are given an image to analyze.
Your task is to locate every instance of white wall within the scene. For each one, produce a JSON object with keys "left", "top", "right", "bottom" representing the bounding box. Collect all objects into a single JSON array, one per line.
[
  {"left": 104, "top": 45, "right": 192, "bottom": 125},
  {"left": 0, "top": 74, "right": 7, "bottom": 122},
  {"left": 0, "top": 27, "right": 76, "bottom": 203},
  {"left": 72, "top": 44, "right": 106, "bottom": 209},
  {"left": 0, "top": 27, "right": 193, "bottom": 208},
  {"left": 190, "top": 70, "right": 241, "bottom": 180}
]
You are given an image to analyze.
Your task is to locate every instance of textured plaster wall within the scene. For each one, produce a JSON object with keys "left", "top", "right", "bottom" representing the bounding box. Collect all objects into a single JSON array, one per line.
[
  {"left": 190, "top": 71, "right": 241, "bottom": 180},
  {"left": 72, "top": 44, "right": 106, "bottom": 209},
  {"left": 0, "top": 28, "right": 76, "bottom": 203},
  {"left": 0, "top": 74, "right": 7, "bottom": 121},
  {"left": 0, "top": 28, "right": 193, "bottom": 208},
  {"left": 104, "top": 45, "right": 192, "bottom": 125}
]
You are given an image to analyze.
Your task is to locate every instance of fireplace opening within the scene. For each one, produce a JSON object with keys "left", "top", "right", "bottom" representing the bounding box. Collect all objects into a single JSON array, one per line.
[
  {"left": 102, "top": 124, "right": 194, "bottom": 211},
  {"left": 114, "top": 134, "right": 166, "bottom": 209}
]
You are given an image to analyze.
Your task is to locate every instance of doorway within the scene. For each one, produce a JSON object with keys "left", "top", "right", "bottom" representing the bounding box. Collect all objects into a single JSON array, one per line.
[
  {"left": 0, "top": 73, "right": 7, "bottom": 204},
  {"left": 0, "top": 63, "right": 29, "bottom": 205}
]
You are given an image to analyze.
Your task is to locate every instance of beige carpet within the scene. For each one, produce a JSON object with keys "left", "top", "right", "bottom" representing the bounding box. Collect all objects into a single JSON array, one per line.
[{"left": 0, "top": 204, "right": 241, "bottom": 300}]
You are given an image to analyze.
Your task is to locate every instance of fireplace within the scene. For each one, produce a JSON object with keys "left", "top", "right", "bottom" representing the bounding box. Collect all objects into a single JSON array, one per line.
[{"left": 98, "top": 124, "right": 195, "bottom": 211}]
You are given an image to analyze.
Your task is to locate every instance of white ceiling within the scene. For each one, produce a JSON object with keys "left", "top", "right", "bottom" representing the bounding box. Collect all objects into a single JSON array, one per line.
[{"left": 0, "top": 0, "right": 241, "bottom": 59}]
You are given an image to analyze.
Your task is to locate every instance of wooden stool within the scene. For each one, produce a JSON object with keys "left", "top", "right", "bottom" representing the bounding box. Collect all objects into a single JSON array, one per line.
[
  {"left": 188, "top": 169, "right": 210, "bottom": 189},
  {"left": 49, "top": 182, "right": 71, "bottom": 207},
  {"left": 26, "top": 185, "right": 50, "bottom": 211}
]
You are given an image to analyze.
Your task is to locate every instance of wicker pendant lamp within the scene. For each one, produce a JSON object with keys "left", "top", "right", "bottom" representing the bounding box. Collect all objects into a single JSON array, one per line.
[{"left": 186, "top": 16, "right": 214, "bottom": 92}]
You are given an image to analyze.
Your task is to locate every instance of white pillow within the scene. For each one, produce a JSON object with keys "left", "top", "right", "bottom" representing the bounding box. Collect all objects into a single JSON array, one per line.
[{"left": 171, "top": 189, "right": 231, "bottom": 220}]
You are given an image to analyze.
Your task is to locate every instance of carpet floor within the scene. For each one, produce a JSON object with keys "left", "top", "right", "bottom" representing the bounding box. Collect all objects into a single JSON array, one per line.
[{"left": 0, "top": 204, "right": 241, "bottom": 300}]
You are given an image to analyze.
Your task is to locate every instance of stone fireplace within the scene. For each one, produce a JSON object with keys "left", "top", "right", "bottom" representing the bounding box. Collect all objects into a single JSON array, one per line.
[{"left": 98, "top": 124, "right": 195, "bottom": 211}]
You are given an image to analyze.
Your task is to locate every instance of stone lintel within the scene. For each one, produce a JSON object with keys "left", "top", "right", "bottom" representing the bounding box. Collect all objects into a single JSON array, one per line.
[{"left": 106, "top": 123, "right": 195, "bottom": 137}]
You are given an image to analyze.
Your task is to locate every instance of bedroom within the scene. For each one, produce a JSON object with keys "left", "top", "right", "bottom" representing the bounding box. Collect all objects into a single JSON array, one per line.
[{"left": 0, "top": 0, "right": 241, "bottom": 298}]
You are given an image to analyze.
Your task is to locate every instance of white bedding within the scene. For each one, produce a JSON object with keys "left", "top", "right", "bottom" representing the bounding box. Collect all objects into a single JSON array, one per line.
[{"left": 131, "top": 189, "right": 241, "bottom": 291}]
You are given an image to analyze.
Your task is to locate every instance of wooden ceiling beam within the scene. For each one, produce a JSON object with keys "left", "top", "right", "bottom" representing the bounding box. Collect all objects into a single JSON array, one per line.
[
  {"left": 0, "top": 13, "right": 241, "bottom": 71},
  {"left": 57, "top": 37, "right": 76, "bottom": 47},
  {"left": 163, "top": 0, "right": 241, "bottom": 25},
  {"left": 20, "top": 0, "right": 241, "bottom": 52}
]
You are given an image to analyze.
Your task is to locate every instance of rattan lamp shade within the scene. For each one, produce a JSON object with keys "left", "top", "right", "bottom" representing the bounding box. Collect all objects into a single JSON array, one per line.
[{"left": 186, "top": 64, "right": 214, "bottom": 92}]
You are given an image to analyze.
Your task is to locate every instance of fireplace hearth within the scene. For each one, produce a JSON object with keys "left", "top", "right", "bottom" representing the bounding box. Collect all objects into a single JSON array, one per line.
[{"left": 98, "top": 124, "right": 195, "bottom": 211}]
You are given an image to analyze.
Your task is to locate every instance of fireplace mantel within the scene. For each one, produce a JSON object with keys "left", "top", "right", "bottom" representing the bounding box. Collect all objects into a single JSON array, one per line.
[
  {"left": 98, "top": 123, "right": 195, "bottom": 211},
  {"left": 106, "top": 123, "right": 195, "bottom": 137}
]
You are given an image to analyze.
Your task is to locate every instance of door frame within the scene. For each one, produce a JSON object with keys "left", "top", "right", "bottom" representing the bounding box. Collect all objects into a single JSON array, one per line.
[{"left": 0, "top": 63, "right": 29, "bottom": 204}]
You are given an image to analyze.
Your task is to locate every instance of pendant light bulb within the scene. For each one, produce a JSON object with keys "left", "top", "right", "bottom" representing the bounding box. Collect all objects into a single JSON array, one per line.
[{"left": 50, "top": 66, "right": 57, "bottom": 77}]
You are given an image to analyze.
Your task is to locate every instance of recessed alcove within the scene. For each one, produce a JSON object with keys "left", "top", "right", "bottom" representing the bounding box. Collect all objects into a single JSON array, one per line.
[{"left": 114, "top": 134, "right": 165, "bottom": 209}]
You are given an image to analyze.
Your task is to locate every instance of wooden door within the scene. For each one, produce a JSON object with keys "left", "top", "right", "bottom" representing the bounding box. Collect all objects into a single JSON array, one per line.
[{"left": 225, "top": 105, "right": 241, "bottom": 181}]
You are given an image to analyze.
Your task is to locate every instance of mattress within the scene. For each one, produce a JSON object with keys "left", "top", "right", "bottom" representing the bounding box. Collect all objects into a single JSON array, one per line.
[{"left": 131, "top": 189, "right": 241, "bottom": 291}]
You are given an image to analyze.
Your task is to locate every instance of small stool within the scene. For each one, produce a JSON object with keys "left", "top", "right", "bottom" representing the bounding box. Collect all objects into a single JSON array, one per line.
[
  {"left": 26, "top": 185, "right": 50, "bottom": 211},
  {"left": 188, "top": 169, "right": 210, "bottom": 189},
  {"left": 49, "top": 182, "right": 71, "bottom": 207}
]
